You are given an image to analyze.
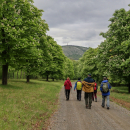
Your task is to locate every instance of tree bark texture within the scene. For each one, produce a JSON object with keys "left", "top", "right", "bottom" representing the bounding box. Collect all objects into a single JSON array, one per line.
[
  {"left": 2, "top": 64, "right": 8, "bottom": 85},
  {"left": 27, "top": 75, "right": 29, "bottom": 83}
]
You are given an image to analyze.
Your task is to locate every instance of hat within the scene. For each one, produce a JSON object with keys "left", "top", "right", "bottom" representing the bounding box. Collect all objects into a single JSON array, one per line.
[
  {"left": 78, "top": 78, "right": 80, "bottom": 80},
  {"left": 88, "top": 73, "right": 91, "bottom": 76}
]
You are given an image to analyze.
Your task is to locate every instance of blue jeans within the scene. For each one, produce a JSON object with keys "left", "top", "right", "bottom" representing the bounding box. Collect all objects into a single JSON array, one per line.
[{"left": 102, "top": 95, "right": 109, "bottom": 107}]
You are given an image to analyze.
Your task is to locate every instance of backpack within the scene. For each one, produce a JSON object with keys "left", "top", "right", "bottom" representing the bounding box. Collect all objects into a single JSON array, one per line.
[
  {"left": 102, "top": 83, "right": 109, "bottom": 93},
  {"left": 77, "top": 81, "right": 82, "bottom": 90},
  {"left": 94, "top": 83, "right": 97, "bottom": 90}
]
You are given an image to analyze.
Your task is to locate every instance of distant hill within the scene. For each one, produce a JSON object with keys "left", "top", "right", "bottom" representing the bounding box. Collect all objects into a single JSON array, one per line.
[{"left": 61, "top": 45, "right": 89, "bottom": 60}]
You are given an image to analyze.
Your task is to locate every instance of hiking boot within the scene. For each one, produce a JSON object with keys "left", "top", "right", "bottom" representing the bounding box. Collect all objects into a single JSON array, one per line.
[
  {"left": 101, "top": 105, "right": 104, "bottom": 108},
  {"left": 95, "top": 98, "right": 97, "bottom": 102},
  {"left": 88, "top": 106, "right": 91, "bottom": 109},
  {"left": 107, "top": 107, "right": 109, "bottom": 110}
]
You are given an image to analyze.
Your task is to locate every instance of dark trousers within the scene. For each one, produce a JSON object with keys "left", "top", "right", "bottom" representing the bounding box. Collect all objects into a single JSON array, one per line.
[
  {"left": 77, "top": 90, "right": 81, "bottom": 100},
  {"left": 65, "top": 89, "right": 70, "bottom": 100},
  {"left": 92, "top": 92, "right": 97, "bottom": 100},
  {"left": 84, "top": 92, "right": 92, "bottom": 107}
]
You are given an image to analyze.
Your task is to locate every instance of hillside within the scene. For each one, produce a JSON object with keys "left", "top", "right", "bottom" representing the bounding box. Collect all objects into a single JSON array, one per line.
[{"left": 61, "top": 45, "right": 89, "bottom": 60}]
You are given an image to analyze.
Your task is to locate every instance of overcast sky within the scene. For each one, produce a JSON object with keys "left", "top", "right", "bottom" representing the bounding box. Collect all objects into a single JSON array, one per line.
[{"left": 33, "top": 0, "right": 130, "bottom": 48}]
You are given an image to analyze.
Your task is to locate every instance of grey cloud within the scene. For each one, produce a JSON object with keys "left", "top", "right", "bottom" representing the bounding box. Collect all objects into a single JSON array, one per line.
[
  {"left": 40, "top": 0, "right": 128, "bottom": 27},
  {"left": 33, "top": 0, "right": 130, "bottom": 48}
]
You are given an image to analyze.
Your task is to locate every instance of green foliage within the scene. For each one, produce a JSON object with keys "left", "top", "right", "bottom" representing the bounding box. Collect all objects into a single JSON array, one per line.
[
  {"left": 72, "top": 60, "right": 79, "bottom": 80},
  {"left": 78, "top": 48, "right": 99, "bottom": 81},
  {"left": 63, "top": 57, "right": 74, "bottom": 80},
  {"left": 98, "top": 7, "right": 130, "bottom": 83},
  {"left": 0, "top": 0, "right": 70, "bottom": 83},
  {"left": 0, "top": 0, "right": 48, "bottom": 65},
  {"left": 78, "top": 5, "right": 130, "bottom": 88},
  {"left": 40, "top": 36, "right": 65, "bottom": 80}
]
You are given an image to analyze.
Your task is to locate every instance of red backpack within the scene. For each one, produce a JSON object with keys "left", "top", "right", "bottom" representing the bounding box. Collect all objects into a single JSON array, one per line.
[{"left": 94, "top": 83, "right": 97, "bottom": 90}]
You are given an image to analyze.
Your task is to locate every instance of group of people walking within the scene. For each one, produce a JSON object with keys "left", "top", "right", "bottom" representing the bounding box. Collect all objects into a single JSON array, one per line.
[{"left": 64, "top": 74, "right": 112, "bottom": 109}]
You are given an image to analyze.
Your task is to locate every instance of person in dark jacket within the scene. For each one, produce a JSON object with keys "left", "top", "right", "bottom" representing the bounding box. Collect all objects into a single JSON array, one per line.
[
  {"left": 64, "top": 77, "right": 72, "bottom": 101},
  {"left": 92, "top": 80, "right": 98, "bottom": 102},
  {"left": 82, "top": 74, "right": 95, "bottom": 109},
  {"left": 74, "top": 78, "right": 82, "bottom": 101},
  {"left": 100, "top": 77, "right": 112, "bottom": 109}
]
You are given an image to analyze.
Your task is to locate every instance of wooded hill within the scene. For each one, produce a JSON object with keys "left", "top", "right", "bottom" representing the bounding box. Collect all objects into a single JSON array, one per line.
[{"left": 61, "top": 45, "right": 89, "bottom": 60}]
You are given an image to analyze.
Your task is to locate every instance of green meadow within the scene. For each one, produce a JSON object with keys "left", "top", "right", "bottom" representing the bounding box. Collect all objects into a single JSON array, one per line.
[
  {"left": 0, "top": 79, "right": 64, "bottom": 130},
  {"left": 110, "top": 86, "right": 130, "bottom": 103}
]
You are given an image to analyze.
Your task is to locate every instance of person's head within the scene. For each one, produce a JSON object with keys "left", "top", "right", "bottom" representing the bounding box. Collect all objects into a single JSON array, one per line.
[
  {"left": 103, "top": 77, "right": 107, "bottom": 80},
  {"left": 78, "top": 78, "right": 80, "bottom": 80},
  {"left": 88, "top": 74, "right": 91, "bottom": 77},
  {"left": 67, "top": 77, "right": 70, "bottom": 80}
]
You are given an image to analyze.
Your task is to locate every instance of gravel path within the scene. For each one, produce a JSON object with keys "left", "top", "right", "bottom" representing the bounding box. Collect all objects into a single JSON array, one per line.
[{"left": 48, "top": 83, "right": 130, "bottom": 130}]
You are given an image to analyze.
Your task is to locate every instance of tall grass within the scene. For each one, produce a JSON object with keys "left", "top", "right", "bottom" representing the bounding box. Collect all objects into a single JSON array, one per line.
[{"left": 0, "top": 79, "right": 64, "bottom": 129}]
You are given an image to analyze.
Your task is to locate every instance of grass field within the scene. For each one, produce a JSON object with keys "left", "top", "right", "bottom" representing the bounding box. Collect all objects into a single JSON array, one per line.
[
  {"left": 110, "top": 86, "right": 130, "bottom": 102},
  {"left": 0, "top": 79, "right": 64, "bottom": 130}
]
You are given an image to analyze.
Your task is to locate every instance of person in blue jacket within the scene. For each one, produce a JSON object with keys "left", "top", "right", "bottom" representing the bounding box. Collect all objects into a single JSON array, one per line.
[
  {"left": 100, "top": 77, "right": 112, "bottom": 109},
  {"left": 74, "top": 78, "right": 82, "bottom": 101}
]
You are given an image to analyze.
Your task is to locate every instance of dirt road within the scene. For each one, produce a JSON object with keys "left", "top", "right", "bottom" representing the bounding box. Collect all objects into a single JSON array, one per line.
[{"left": 48, "top": 83, "right": 130, "bottom": 130}]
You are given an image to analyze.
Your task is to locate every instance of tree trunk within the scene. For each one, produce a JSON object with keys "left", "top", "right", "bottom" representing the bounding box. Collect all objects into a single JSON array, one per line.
[
  {"left": 27, "top": 75, "right": 29, "bottom": 83},
  {"left": 46, "top": 75, "right": 48, "bottom": 81},
  {"left": 53, "top": 78, "right": 54, "bottom": 81},
  {"left": 128, "top": 83, "right": 130, "bottom": 93},
  {"left": 2, "top": 64, "right": 8, "bottom": 85}
]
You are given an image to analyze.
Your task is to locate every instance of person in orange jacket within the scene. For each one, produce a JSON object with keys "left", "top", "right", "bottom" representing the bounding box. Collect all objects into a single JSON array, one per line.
[
  {"left": 82, "top": 74, "right": 95, "bottom": 109},
  {"left": 64, "top": 77, "right": 72, "bottom": 101}
]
